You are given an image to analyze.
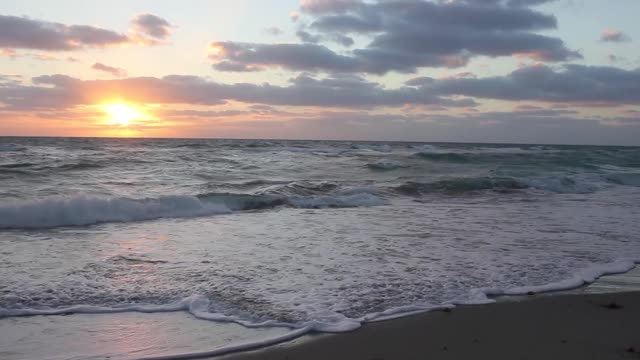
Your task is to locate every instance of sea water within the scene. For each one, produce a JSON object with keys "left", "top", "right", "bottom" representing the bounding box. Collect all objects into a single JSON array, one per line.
[{"left": 1, "top": 137, "right": 639, "bottom": 359}]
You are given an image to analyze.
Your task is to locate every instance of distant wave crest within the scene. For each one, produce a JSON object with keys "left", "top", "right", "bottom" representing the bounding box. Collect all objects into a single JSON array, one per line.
[{"left": 0, "top": 144, "right": 26, "bottom": 152}]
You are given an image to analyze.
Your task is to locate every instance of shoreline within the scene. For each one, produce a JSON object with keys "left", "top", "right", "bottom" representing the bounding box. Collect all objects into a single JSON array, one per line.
[
  {"left": 219, "top": 290, "right": 640, "bottom": 360},
  {"left": 211, "top": 268, "right": 640, "bottom": 360},
  {"left": 2, "top": 268, "right": 639, "bottom": 360}
]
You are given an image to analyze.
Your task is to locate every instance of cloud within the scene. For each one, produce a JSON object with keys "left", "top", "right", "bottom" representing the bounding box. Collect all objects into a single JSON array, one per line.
[
  {"left": 300, "top": 0, "right": 363, "bottom": 14},
  {"left": 297, "top": 30, "right": 354, "bottom": 47},
  {"left": 0, "top": 74, "right": 22, "bottom": 85},
  {"left": 408, "top": 64, "right": 640, "bottom": 106},
  {"left": 600, "top": 29, "right": 630, "bottom": 43},
  {"left": 0, "top": 14, "right": 173, "bottom": 51},
  {"left": 211, "top": 0, "right": 579, "bottom": 74},
  {"left": 0, "top": 15, "right": 131, "bottom": 50},
  {"left": 460, "top": 0, "right": 557, "bottom": 7},
  {"left": 330, "top": 34, "right": 354, "bottom": 47},
  {"left": 91, "top": 62, "right": 128, "bottom": 77},
  {"left": 30, "top": 53, "right": 59, "bottom": 61},
  {"left": 131, "top": 14, "right": 172, "bottom": 39},
  {"left": 0, "top": 48, "right": 79, "bottom": 62},
  {"left": 296, "top": 30, "right": 323, "bottom": 44},
  {"left": 209, "top": 42, "right": 361, "bottom": 73},
  {"left": 1, "top": 72, "right": 474, "bottom": 110},
  {"left": 4, "top": 64, "right": 638, "bottom": 113}
]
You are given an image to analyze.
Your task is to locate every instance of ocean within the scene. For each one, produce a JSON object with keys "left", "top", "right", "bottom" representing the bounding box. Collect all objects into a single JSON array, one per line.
[{"left": 1, "top": 137, "right": 639, "bottom": 359}]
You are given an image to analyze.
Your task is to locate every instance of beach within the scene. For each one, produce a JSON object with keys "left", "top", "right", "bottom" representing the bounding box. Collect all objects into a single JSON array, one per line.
[
  {"left": 3, "top": 269, "right": 639, "bottom": 360},
  {"left": 222, "top": 290, "right": 640, "bottom": 360},
  {"left": 2, "top": 0, "right": 640, "bottom": 358}
]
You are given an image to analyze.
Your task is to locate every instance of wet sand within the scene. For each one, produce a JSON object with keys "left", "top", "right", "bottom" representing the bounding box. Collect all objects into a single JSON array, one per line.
[{"left": 222, "top": 290, "right": 640, "bottom": 360}]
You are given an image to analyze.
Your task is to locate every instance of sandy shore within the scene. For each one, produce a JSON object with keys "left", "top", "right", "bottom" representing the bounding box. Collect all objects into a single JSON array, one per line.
[{"left": 221, "top": 291, "right": 640, "bottom": 360}]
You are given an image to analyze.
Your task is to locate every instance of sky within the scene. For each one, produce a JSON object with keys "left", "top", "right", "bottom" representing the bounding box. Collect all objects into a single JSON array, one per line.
[{"left": 0, "top": 0, "right": 639, "bottom": 145}]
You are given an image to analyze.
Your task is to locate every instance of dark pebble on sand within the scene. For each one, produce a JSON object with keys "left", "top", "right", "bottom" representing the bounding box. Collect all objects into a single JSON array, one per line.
[{"left": 602, "top": 302, "right": 624, "bottom": 310}]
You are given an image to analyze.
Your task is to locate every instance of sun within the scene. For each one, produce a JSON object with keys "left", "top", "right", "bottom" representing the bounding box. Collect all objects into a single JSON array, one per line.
[{"left": 101, "top": 103, "right": 146, "bottom": 127}]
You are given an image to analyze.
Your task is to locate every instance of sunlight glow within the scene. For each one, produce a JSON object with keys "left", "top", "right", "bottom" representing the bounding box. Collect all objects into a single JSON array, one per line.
[{"left": 101, "top": 103, "right": 147, "bottom": 127}]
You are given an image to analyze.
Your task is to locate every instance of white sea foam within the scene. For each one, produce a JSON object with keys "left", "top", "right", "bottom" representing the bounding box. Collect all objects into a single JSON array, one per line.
[{"left": 1, "top": 259, "right": 636, "bottom": 359}]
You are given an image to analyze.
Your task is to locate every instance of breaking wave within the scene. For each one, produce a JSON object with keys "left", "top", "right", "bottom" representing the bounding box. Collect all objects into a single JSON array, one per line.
[{"left": 0, "top": 190, "right": 387, "bottom": 229}]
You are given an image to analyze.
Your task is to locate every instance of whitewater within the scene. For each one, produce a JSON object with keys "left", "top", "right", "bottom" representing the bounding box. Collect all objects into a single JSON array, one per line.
[{"left": 1, "top": 137, "right": 639, "bottom": 359}]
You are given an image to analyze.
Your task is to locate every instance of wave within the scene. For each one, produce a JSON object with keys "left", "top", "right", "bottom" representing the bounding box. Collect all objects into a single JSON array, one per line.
[
  {"left": 409, "top": 144, "right": 439, "bottom": 152},
  {"left": 55, "top": 162, "right": 106, "bottom": 171},
  {"left": 411, "top": 148, "right": 640, "bottom": 170},
  {"left": 0, "top": 195, "right": 232, "bottom": 229},
  {"left": 350, "top": 144, "right": 392, "bottom": 153},
  {"left": 0, "top": 167, "right": 33, "bottom": 176},
  {"left": 394, "top": 177, "right": 528, "bottom": 195},
  {"left": 223, "top": 141, "right": 277, "bottom": 149},
  {"left": 109, "top": 255, "right": 169, "bottom": 264},
  {"left": 521, "top": 176, "right": 603, "bottom": 194},
  {"left": 366, "top": 160, "right": 405, "bottom": 171},
  {"left": 0, "top": 190, "right": 387, "bottom": 229},
  {"left": 606, "top": 173, "right": 640, "bottom": 187},
  {"left": 213, "top": 179, "right": 293, "bottom": 190},
  {"left": 391, "top": 174, "right": 617, "bottom": 195},
  {"left": 198, "top": 193, "right": 286, "bottom": 210},
  {"left": 412, "top": 152, "right": 471, "bottom": 162},
  {"left": 1, "top": 161, "right": 105, "bottom": 172},
  {"left": 287, "top": 192, "right": 386, "bottom": 208},
  {"left": 0, "top": 162, "right": 37, "bottom": 168},
  {"left": 173, "top": 143, "right": 214, "bottom": 149},
  {"left": 0, "top": 144, "right": 26, "bottom": 152},
  {"left": 257, "top": 181, "right": 340, "bottom": 196}
]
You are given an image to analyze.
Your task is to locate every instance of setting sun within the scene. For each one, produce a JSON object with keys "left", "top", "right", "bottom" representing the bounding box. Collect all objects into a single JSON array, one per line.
[{"left": 101, "top": 103, "right": 146, "bottom": 127}]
